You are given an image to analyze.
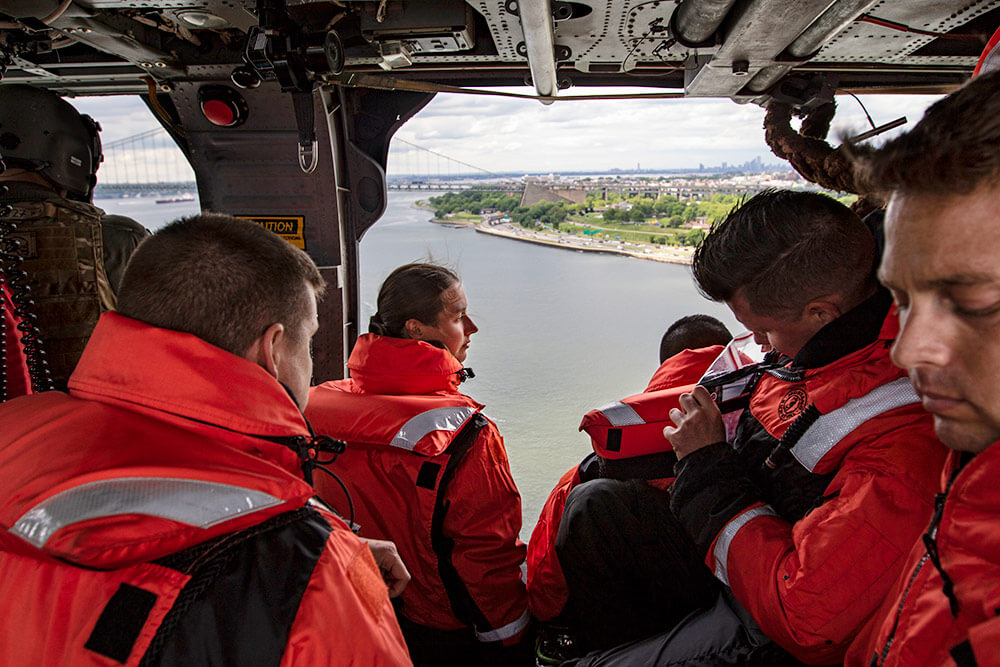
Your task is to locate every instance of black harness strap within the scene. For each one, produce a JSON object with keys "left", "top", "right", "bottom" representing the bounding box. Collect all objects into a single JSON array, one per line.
[{"left": 428, "top": 413, "right": 496, "bottom": 636}]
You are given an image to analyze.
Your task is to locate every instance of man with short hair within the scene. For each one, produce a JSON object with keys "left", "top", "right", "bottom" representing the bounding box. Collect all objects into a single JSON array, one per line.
[
  {"left": 0, "top": 214, "right": 412, "bottom": 665},
  {"left": 562, "top": 189, "right": 946, "bottom": 666},
  {"left": 845, "top": 68, "right": 1000, "bottom": 667},
  {"left": 656, "top": 313, "right": 731, "bottom": 370}
]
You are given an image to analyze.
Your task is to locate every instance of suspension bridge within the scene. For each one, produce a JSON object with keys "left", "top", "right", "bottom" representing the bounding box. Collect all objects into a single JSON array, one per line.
[{"left": 93, "top": 127, "right": 521, "bottom": 196}]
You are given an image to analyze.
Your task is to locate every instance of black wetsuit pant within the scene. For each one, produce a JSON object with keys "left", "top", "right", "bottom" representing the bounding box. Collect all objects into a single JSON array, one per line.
[
  {"left": 555, "top": 478, "right": 806, "bottom": 666},
  {"left": 554, "top": 478, "right": 718, "bottom": 653}
]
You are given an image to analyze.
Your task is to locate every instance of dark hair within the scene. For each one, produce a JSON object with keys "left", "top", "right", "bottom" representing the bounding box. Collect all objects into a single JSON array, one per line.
[
  {"left": 853, "top": 69, "right": 1000, "bottom": 197},
  {"left": 659, "top": 314, "right": 732, "bottom": 363},
  {"left": 369, "top": 262, "right": 460, "bottom": 337},
  {"left": 691, "top": 189, "right": 876, "bottom": 319},
  {"left": 116, "top": 213, "right": 325, "bottom": 356}
]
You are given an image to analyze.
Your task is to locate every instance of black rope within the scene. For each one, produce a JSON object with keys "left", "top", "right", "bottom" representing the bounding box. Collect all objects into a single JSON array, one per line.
[{"left": 0, "top": 194, "right": 52, "bottom": 398}]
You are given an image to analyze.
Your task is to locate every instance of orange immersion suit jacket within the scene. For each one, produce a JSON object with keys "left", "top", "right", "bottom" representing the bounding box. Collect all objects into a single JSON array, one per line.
[
  {"left": 0, "top": 312, "right": 411, "bottom": 666},
  {"left": 669, "top": 293, "right": 949, "bottom": 664},
  {"left": 847, "top": 443, "right": 1000, "bottom": 666},
  {"left": 307, "top": 334, "right": 529, "bottom": 645}
]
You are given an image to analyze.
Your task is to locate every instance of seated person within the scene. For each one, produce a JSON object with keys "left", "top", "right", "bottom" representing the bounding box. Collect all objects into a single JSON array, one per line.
[
  {"left": 0, "top": 84, "right": 149, "bottom": 396},
  {"left": 561, "top": 190, "right": 948, "bottom": 666},
  {"left": 527, "top": 315, "right": 732, "bottom": 650},
  {"left": 306, "top": 262, "right": 529, "bottom": 666},
  {"left": 845, "top": 66, "right": 1000, "bottom": 667},
  {"left": 0, "top": 214, "right": 410, "bottom": 665},
  {"left": 657, "top": 313, "right": 733, "bottom": 366}
]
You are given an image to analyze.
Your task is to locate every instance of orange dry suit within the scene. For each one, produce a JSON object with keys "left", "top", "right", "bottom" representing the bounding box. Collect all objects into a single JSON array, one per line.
[
  {"left": 847, "top": 443, "right": 1000, "bottom": 666},
  {"left": 0, "top": 313, "right": 411, "bottom": 666},
  {"left": 526, "top": 345, "right": 723, "bottom": 622},
  {"left": 307, "top": 334, "right": 529, "bottom": 650},
  {"left": 669, "top": 291, "right": 948, "bottom": 664}
]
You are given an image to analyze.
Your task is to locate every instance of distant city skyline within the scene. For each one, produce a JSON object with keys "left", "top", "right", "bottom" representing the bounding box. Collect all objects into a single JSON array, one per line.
[{"left": 74, "top": 88, "right": 941, "bottom": 176}]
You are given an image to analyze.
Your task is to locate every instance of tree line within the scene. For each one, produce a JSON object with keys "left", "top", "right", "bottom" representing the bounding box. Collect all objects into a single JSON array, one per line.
[{"left": 427, "top": 189, "right": 853, "bottom": 248}]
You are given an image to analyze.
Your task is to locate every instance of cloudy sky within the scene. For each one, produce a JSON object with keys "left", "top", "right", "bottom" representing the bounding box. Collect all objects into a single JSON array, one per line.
[{"left": 73, "top": 87, "right": 941, "bottom": 177}]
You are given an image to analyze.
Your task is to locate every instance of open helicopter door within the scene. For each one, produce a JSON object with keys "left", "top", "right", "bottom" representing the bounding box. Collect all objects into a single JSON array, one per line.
[{"left": 155, "top": 81, "right": 433, "bottom": 382}]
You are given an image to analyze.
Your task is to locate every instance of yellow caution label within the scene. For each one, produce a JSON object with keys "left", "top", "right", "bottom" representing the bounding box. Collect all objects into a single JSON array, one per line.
[{"left": 236, "top": 215, "right": 306, "bottom": 249}]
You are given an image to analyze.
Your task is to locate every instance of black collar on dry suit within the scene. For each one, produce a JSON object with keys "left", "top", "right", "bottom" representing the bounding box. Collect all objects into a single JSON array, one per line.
[{"left": 791, "top": 286, "right": 892, "bottom": 370}]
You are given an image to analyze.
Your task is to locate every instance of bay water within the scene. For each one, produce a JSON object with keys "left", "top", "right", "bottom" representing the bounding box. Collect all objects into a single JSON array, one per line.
[{"left": 97, "top": 190, "right": 739, "bottom": 539}]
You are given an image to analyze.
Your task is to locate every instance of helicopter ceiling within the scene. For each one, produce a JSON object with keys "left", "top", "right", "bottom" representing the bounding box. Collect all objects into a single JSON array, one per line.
[{"left": 1, "top": 0, "right": 997, "bottom": 109}]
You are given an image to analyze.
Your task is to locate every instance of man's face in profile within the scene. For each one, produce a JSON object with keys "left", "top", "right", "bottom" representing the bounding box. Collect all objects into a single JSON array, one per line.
[
  {"left": 880, "top": 184, "right": 1000, "bottom": 452},
  {"left": 726, "top": 291, "right": 825, "bottom": 359}
]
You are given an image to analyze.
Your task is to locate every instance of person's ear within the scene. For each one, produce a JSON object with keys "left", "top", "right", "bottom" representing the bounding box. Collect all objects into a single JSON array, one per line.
[
  {"left": 404, "top": 318, "right": 423, "bottom": 340},
  {"left": 243, "top": 322, "right": 286, "bottom": 378},
  {"left": 806, "top": 300, "right": 842, "bottom": 326}
]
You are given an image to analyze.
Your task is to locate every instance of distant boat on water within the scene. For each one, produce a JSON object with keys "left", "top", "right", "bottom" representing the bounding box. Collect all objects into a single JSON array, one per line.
[{"left": 155, "top": 194, "right": 196, "bottom": 204}]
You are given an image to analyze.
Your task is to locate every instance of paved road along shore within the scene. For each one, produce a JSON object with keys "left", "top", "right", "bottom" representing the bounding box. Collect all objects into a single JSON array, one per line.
[{"left": 429, "top": 216, "right": 694, "bottom": 265}]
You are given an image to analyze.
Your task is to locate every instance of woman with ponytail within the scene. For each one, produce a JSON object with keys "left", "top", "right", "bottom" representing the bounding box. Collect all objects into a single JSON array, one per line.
[{"left": 306, "top": 262, "right": 530, "bottom": 666}]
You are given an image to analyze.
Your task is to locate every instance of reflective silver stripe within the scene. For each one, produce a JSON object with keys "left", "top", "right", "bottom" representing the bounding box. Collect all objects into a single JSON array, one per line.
[
  {"left": 11, "top": 477, "right": 283, "bottom": 548},
  {"left": 388, "top": 406, "right": 477, "bottom": 451},
  {"left": 475, "top": 608, "right": 531, "bottom": 643},
  {"left": 791, "top": 377, "right": 920, "bottom": 472},
  {"left": 597, "top": 400, "right": 645, "bottom": 427},
  {"left": 713, "top": 505, "right": 778, "bottom": 586}
]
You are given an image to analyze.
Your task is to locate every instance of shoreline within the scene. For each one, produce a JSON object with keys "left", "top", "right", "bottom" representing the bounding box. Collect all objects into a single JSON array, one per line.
[
  {"left": 413, "top": 200, "right": 694, "bottom": 265},
  {"left": 475, "top": 224, "right": 694, "bottom": 265}
]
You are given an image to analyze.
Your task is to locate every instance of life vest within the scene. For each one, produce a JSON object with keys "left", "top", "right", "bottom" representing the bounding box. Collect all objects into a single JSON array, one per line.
[
  {"left": 309, "top": 387, "right": 526, "bottom": 638},
  {"left": 580, "top": 345, "right": 724, "bottom": 459},
  {"left": 0, "top": 313, "right": 411, "bottom": 666},
  {"left": 0, "top": 186, "right": 114, "bottom": 390}
]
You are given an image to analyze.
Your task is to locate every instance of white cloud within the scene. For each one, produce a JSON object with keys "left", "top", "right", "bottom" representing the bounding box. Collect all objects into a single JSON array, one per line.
[
  {"left": 70, "top": 87, "right": 941, "bottom": 176},
  {"left": 70, "top": 95, "right": 160, "bottom": 144}
]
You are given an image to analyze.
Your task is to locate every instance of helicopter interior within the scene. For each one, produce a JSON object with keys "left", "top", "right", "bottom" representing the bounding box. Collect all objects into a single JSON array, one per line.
[{"left": 1, "top": 0, "right": 996, "bottom": 380}]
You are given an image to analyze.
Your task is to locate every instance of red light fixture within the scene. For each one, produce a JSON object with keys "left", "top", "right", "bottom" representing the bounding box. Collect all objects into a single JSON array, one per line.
[{"left": 197, "top": 85, "right": 248, "bottom": 128}]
